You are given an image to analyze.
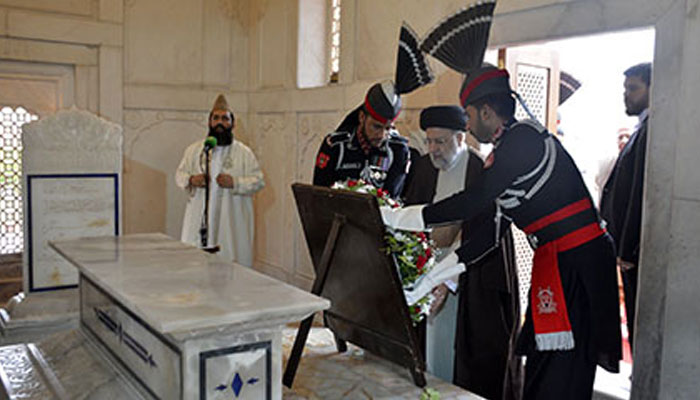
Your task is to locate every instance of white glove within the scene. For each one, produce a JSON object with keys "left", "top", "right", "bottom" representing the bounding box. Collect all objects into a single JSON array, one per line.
[
  {"left": 379, "top": 205, "right": 426, "bottom": 231},
  {"left": 404, "top": 252, "right": 466, "bottom": 305}
]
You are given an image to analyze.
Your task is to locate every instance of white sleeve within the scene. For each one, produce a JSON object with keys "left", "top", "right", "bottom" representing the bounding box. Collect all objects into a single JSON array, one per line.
[
  {"left": 175, "top": 143, "right": 197, "bottom": 190},
  {"left": 231, "top": 146, "right": 265, "bottom": 195}
]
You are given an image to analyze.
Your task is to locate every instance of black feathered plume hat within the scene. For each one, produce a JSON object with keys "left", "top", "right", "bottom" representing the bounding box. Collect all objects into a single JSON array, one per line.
[
  {"left": 459, "top": 66, "right": 511, "bottom": 107},
  {"left": 420, "top": 1, "right": 512, "bottom": 108},
  {"left": 559, "top": 71, "right": 582, "bottom": 105},
  {"left": 362, "top": 22, "right": 434, "bottom": 124}
]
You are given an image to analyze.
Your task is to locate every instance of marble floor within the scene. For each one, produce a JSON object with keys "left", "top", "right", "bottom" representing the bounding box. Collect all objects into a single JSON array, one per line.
[{"left": 281, "top": 327, "right": 482, "bottom": 400}]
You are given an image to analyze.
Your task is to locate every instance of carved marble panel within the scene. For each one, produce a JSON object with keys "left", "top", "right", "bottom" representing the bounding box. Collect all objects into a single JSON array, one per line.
[
  {"left": 393, "top": 108, "right": 426, "bottom": 155},
  {"left": 22, "top": 109, "right": 122, "bottom": 173},
  {"left": 0, "top": 344, "right": 52, "bottom": 399},
  {"left": 21, "top": 109, "right": 122, "bottom": 293},
  {"left": 258, "top": 0, "right": 289, "bottom": 89},
  {"left": 354, "top": 0, "right": 400, "bottom": 81},
  {"left": 251, "top": 112, "right": 290, "bottom": 270},
  {"left": 123, "top": 109, "right": 207, "bottom": 238},
  {"left": 124, "top": 0, "right": 203, "bottom": 84},
  {"left": 202, "top": 0, "right": 232, "bottom": 87},
  {"left": 294, "top": 111, "right": 342, "bottom": 281}
]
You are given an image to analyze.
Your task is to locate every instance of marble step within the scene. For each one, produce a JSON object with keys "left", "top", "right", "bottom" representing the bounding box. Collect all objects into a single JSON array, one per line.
[
  {"left": 0, "top": 330, "right": 150, "bottom": 400},
  {"left": 0, "top": 342, "right": 68, "bottom": 399}
]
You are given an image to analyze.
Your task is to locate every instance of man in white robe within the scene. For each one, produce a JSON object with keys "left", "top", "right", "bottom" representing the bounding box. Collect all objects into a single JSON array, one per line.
[{"left": 176, "top": 94, "right": 264, "bottom": 267}]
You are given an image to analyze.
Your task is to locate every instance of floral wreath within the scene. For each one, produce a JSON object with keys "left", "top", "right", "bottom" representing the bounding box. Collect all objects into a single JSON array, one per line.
[{"left": 331, "top": 179, "right": 438, "bottom": 324}]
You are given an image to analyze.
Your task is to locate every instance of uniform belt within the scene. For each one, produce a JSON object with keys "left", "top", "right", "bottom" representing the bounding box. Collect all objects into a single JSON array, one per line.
[{"left": 523, "top": 198, "right": 604, "bottom": 249}]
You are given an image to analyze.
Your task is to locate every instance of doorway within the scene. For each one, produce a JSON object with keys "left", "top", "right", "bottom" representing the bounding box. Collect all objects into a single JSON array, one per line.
[{"left": 486, "top": 27, "right": 655, "bottom": 400}]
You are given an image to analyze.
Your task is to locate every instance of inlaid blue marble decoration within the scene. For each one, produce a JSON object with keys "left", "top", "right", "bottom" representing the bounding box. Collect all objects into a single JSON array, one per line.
[
  {"left": 214, "top": 372, "right": 261, "bottom": 397},
  {"left": 93, "top": 307, "right": 157, "bottom": 368},
  {"left": 201, "top": 341, "right": 270, "bottom": 399},
  {"left": 80, "top": 275, "right": 182, "bottom": 399}
]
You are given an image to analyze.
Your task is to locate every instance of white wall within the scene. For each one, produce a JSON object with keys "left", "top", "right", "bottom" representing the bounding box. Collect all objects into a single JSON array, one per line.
[{"left": 3, "top": 1, "right": 699, "bottom": 396}]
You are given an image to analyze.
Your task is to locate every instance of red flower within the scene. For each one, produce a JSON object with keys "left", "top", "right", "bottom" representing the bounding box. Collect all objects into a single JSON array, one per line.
[
  {"left": 425, "top": 248, "right": 432, "bottom": 258},
  {"left": 347, "top": 180, "right": 358, "bottom": 187},
  {"left": 417, "top": 255, "right": 427, "bottom": 270},
  {"left": 417, "top": 232, "right": 426, "bottom": 241},
  {"left": 413, "top": 305, "right": 421, "bottom": 313}
]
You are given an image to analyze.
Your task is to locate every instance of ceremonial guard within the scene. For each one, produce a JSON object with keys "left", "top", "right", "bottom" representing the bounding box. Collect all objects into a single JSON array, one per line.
[
  {"left": 382, "top": 4, "right": 621, "bottom": 398},
  {"left": 313, "top": 24, "right": 434, "bottom": 197}
]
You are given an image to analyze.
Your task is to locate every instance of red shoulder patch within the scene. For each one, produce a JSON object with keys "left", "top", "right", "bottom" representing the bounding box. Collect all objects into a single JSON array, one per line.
[{"left": 316, "top": 152, "right": 330, "bottom": 169}]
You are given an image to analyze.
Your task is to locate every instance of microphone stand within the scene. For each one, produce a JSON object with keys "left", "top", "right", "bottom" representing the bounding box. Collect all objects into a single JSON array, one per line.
[{"left": 199, "top": 146, "right": 220, "bottom": 254}]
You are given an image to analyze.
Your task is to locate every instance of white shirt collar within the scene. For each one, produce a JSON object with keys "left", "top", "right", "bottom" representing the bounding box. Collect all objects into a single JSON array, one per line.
[
  {"left": 636, "top": 108, "right": 649, "bottom": 129},
  {"left": 443, "top": 145, "right": 468, "bottom": 172}
]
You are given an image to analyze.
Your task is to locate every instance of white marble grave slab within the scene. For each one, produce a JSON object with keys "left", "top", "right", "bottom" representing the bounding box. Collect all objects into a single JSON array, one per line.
[{"left": 50, "top": 233, "right": 330, "bottom": 335}]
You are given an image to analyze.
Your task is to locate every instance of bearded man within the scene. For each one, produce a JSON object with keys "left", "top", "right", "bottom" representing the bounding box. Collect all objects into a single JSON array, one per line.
[
  {"left": 600, "top": 62, "right": 652, "bottom": 354},
  {"left": 312, "top": 82, "right": 411, "bottom": 198},
  {"left": 176, "top": 94, "right": 264, "bottom": 267},
  {"left": 403, "top": 105, "right": 521, "bottom": 400}
]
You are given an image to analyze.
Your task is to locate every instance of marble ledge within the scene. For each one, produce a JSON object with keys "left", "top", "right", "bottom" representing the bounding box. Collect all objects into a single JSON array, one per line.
[
  {"left": 49, "top": 233, "right": 330, "bottom": 336},
  {"left": 6, "top": 10, "right": 123, "bottom": 47}
]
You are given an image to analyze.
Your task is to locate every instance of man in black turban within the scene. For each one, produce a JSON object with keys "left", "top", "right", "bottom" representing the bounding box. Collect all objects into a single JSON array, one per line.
[{"left": 403, "top": 105, "right": 521, "bottom": 400}]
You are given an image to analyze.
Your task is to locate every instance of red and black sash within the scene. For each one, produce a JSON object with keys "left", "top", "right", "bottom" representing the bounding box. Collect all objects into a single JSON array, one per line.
[{"left": 522, "top": 198, "right": 605, "bottom": 351}]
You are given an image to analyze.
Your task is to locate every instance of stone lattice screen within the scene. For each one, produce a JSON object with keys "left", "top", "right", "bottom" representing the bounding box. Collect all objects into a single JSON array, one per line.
[
  {"left": 0, "top": 106, "right": 38, "bottom": 254},
  {"left": 511, "top": 64, "right": 550, "bottom": 313},
  {"left": 515, "top": 64, "right": 548, "bottom": 124}
]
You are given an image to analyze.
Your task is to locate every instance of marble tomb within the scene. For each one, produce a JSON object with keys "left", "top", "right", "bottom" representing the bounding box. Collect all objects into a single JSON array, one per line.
[{"left": 0, "top": 233, "right": 329, "bottom": 399}]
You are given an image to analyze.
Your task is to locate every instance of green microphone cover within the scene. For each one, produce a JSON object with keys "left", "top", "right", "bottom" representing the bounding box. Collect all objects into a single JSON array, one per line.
[{"left": 204, "top": 136, "right": 218, "bottom": 148}]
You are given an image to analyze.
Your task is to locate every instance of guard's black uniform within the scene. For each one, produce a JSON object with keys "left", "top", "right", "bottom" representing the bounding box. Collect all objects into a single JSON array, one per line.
[
  {"left": 422, "top": 119, "right": 622, "bottom": 400},
  {"left": 312, "top": 126, "right": 410, "bottom": 198}
]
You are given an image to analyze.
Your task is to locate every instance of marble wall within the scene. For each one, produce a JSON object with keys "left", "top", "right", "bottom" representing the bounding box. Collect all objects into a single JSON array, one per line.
[{"left": 4, "top": 1, "right": 700, "bottom": 397}]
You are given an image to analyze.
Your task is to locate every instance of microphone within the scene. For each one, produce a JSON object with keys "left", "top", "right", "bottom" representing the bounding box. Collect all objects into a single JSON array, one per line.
[{"left": 203, "top": 136, "right": 217, "bottom": 151}]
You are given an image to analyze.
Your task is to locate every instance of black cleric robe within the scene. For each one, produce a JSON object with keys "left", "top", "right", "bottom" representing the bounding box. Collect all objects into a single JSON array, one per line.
[
  {"left": 421, "top": 120, "right": 621, "bottom": 400},
  {"left": 403, "top": 149, "right": 522, "bottom": 400}
]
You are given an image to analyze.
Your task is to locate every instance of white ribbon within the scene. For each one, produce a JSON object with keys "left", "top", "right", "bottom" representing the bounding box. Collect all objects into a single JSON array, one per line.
[
  {"left": 380, "top": 205, "right": 427, "bottom": 231},
  {"left": 404, "top": 252, "right": 466, "bottom": 305}
]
